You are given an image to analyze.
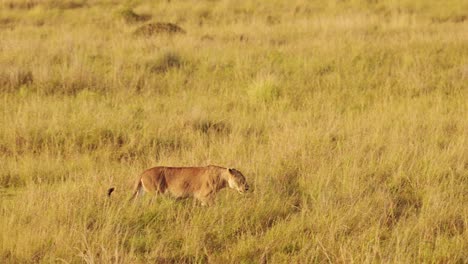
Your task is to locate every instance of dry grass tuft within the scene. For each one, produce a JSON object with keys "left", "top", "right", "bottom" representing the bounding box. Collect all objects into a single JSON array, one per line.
[
  {"left": 190, "top": 119, "right": 231, "bottom": 135},
  {"left": 247, "top": 73, "right": 282, "bottom": 105},
  {"left": 133, "top": 22, "right": 186, "bottom": 37},
  {"left": 385, "top": 177, "right": 423, "bottom": 226},
  {"left": 0, "top": 67, "right": 33, "bottom": 92},
  {"left": 2, "top": 0, "right": 86, "bottom": 9},
  {"left": 145, "top": 51, "right": 184, "bottom": 74},
  {"left": 115, "top": 8, "right": 151, "bottom": 24}
]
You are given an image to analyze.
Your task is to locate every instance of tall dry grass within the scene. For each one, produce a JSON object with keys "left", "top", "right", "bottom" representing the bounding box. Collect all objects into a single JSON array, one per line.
[{"left": 1, "top": 0, "right": 467, "bottom": 263}]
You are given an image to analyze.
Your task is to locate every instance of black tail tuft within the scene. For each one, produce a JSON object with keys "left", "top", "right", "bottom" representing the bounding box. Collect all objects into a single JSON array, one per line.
[{"left": 107, "top": 187, "right": 115, "bottom": 197}]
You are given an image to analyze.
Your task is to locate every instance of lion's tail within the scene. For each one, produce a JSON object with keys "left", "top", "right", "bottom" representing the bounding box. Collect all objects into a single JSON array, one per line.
[
  {"left": 107, "top": 187, "right": 115, "bottom": 197},
  {"left": 107, "top": 178, "right": 142, "bottom": 200}
]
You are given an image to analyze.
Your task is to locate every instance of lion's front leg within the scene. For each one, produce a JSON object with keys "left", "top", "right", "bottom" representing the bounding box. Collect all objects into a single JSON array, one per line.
[{"left": 196, "top": 193, "right": 215, "bottom": 206}]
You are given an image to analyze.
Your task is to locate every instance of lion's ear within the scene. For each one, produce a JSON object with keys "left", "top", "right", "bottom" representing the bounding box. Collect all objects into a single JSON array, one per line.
[{"left": 229, "top": 168, "right": 234, "bottom": 173}]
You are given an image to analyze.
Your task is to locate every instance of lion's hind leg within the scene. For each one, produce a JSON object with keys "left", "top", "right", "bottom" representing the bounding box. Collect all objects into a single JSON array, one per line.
[{"left": 129, "top": 180, "right": 145, "bottom": 201}]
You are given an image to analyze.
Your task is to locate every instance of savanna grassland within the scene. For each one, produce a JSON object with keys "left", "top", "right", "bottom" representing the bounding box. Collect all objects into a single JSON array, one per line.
[{"left": 1, "top": 0, "right": 467, "bottom": 263}]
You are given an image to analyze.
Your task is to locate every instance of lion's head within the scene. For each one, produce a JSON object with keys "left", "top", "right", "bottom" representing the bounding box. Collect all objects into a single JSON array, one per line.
[{"left": 227, "top": 168, "right": 250, "bottom": 194}]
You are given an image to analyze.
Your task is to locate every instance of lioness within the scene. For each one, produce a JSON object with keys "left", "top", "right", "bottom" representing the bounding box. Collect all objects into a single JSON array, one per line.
[{"left": 108, "top": 165, "right": 249, "bottom": 206}]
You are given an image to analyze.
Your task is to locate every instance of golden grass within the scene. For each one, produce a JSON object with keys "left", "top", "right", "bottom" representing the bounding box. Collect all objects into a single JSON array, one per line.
[{"left": 0, "top": 0, "right": 467, "bottom": 263}]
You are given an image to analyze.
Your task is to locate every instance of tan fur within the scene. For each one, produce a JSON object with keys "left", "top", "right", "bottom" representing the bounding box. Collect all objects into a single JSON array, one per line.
[{"left": 109, "top": 165, "right": 249, "bottom": 206}]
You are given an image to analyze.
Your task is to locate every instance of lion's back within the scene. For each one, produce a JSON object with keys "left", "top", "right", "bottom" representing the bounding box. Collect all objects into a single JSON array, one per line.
[
  {"left": 168, "top": 167, "right": 210, "bottom": 193},
  {"left": 140, "top": 166, "right": 221, "bottom": 196}
]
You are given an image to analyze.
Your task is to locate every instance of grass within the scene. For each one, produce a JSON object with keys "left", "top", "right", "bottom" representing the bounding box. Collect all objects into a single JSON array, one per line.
[
  {"left": 247, "top": 72, "right": 282, "bottom": 105},
  {"left": 0, "top": 0, "right": 467, "bottom": 263}
]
